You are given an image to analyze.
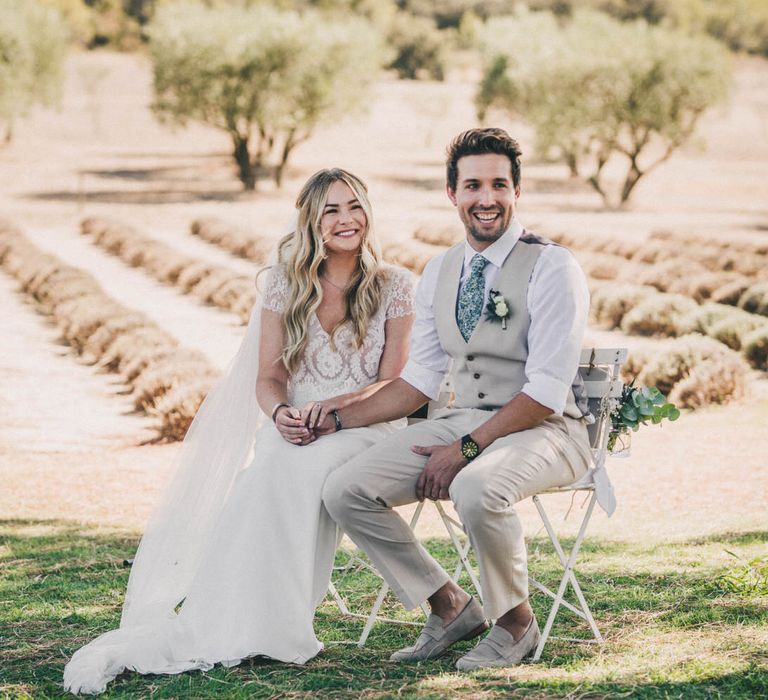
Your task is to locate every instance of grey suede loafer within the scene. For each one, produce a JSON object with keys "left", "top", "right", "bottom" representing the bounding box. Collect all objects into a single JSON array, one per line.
[
  {"left": 455, "top": 617, "right": 541, "bottom": 671},
  {"left": 389, "top": 598, "right": 488, "bottom": 662}
]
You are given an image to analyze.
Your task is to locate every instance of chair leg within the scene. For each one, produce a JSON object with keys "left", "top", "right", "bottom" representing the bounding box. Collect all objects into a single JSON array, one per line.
[
  {"left": 357, "top": 579, "right": 392, "bottom": 646},
  {"left": 327, "top": 581, "right": 351, "bottom": 616},
  {"left": 434, "top": 501, "right": 483, "bottom": 600},
  {"left": 348, "top": 501, "right": 427, "bottom": 646},
  {"left": 551, "top": 495, "right": 603, "bottom": 644},
  {"left": 532, "top": 491, "right": 601, "bottom": 661}
]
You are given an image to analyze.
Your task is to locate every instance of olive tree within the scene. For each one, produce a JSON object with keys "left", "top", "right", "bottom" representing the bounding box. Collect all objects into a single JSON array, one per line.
[
  {"left": 148, "top": 2, "right": 382, "bottom": 190},
  {"left": 477, "top": 9, "right": 730, "bottom": 208},
  {"left": 0, "top": 0, "right": 68, "bottom": 143},
  {"left": 385, "top": 11, "right": 446, "bottom": 80}
]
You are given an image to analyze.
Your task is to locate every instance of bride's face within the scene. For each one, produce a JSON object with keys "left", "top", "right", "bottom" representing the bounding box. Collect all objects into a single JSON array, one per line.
[{"left": 319, "top": 180, "right": 367, "bottom": 256}]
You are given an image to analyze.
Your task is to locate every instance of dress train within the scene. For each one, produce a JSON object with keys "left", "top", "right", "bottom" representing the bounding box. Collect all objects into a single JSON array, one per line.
[{"left": 63, "top": 423, "right": 394, "bottom": 694}]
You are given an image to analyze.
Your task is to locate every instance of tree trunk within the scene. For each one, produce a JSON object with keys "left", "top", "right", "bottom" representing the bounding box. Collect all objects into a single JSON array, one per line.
[
  {"left": 232, "top": 134, "right": 256, "bottom": 190},
  {"left": 619, "top": 134, "right": 683, "bottom": 207},
  {"left": 273, "top": 157, "right": 287, "bottom": 189},
  {"left": 253, "top": 125, "right": 274, "bottom": 184},
  {"left": 565, "top": 151, "right": 579, "bottom": 178},
  {"left": 586, "top": 152, "right": 612, "bottom": 207},
  {"left": 619, "top": 162, "right": 643, "bottom": 206},
  {"left": 274, "top": 129, "right": 300, "bottom": 188},
  {"left": 587, "top": 174, "right": 611, "bottom": 207}
]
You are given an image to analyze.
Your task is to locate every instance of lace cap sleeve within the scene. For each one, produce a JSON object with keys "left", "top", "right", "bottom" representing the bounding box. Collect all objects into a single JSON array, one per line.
[
  {"left": 384, "top": 266, "right": 415, "bottom": 320},
  {"left": 261, "top": 264, "right": 290, "bottom": 313}
]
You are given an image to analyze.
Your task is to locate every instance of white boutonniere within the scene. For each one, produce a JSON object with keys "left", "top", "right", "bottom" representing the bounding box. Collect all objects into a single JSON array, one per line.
[{"left": 485, "top": 289, "right": 510, "bottom": 330}]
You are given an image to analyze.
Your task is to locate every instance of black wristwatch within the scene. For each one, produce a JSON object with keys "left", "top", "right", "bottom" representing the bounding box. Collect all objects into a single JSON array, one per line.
[{"left": 460, "top": 434, "right": 481, "bottom": 461}]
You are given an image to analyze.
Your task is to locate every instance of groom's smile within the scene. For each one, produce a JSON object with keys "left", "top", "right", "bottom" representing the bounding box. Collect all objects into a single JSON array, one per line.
[
  {"left": 473, "top": 210, "right": 500, "bottom": 222},
  {"left": 471, "top": 208, "right": 503, "bottom": 230},
  {"left": 447, "top": 153, "right": 520, "bottom": 251}
]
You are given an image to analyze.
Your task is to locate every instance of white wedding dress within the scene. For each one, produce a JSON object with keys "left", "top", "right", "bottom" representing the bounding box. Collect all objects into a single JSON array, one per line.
[{"left": 64, "top": 264, "right": 414, "bottom": 695}]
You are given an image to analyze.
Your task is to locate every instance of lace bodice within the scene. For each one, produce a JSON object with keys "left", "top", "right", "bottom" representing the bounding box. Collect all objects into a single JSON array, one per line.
[{"left": 262, "top": 264, "right": 414, "bottom": 407}]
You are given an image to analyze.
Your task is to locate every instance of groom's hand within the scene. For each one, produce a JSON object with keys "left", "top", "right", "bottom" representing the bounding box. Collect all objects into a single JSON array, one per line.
[
  {"left": 412, "top": 442, "right": 468, "bottom": 502},
  {"left": 312, "top": 413, "right": 338, "bottom": 437}
]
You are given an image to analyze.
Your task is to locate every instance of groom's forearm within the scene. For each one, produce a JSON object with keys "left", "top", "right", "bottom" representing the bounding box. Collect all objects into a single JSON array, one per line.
[
  {"left": 470, "top": 392, "right": 553, "bottom": 451},
  {"left": 337, "top": 378, "right": 428, "bottom": 429}
]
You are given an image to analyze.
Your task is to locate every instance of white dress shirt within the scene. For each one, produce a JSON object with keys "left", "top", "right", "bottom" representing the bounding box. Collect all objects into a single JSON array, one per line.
[{"left": 400, "top": 219, "right": 590, "bottom": 415}]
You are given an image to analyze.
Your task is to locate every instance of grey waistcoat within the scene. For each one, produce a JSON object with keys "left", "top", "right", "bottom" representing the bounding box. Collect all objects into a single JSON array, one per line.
[{"left": 434, "top": 232, "right": 589, "bottom": 420}]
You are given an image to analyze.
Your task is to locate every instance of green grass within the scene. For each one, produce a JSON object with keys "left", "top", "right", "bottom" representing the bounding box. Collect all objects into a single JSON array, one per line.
[{"left": 1, "top": 520, "right": 767, "bottom": 699}]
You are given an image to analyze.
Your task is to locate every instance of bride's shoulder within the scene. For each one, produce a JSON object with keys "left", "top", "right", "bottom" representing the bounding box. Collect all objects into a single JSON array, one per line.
[
  {"left": 259, "top": 263, "right": 291, "bottom": 312},
  {"left": 377, "top": 264, "right": 415, "bottom": 318},
  {"left": 262, "top": 261, "right": 292, "bottom": 286},
  {"left": 378, "top": 263, "right": 415, "bottom": 292}
]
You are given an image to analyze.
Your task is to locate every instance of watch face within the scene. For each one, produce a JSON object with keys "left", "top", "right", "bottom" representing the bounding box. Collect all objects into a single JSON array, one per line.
[{"left": 461, "top": 438, "right": 479, "bottom": 459}]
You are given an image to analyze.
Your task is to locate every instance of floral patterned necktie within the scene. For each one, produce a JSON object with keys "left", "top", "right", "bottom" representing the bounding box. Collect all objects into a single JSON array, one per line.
[{"left": 456, "top": 253, "right": 489, "bottom": 342}]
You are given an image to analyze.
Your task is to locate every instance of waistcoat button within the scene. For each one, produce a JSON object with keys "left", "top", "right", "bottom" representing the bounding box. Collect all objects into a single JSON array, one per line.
[
  {"left": 473, "top": 373, "right": 480, "bottom": 379},
  {"left": 467, "top": 355, "right": 474, "bottom": 361},
  {"left": 478, "top": 392, "right": 485, "bottom": 399}
]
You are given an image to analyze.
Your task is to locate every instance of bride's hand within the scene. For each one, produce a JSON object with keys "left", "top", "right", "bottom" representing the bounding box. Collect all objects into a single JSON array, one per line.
[
  {"left": 275, "top": 405, "right": 314, "bottom": 445},
  {"left": 301, "top": 400, "right": 341, "bottom": 431}
]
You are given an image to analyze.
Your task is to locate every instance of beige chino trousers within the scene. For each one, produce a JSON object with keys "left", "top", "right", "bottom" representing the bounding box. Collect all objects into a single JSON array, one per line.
[{"left": 323, "top": 408, "right": 592, "bottom": 620}]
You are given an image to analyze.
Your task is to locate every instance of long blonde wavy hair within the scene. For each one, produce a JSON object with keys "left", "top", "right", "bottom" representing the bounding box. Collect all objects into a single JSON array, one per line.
[{"left": 275, "top": 168, "right": 384, "bottom": 374}]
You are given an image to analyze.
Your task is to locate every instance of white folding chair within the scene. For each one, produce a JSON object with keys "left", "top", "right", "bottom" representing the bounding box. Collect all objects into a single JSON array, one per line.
[
  {"left": 526, "top": 346, "right": 626, "bottom": 659},
  {"left": 330, "top": 347, "right": 626, "bottom": 654}
]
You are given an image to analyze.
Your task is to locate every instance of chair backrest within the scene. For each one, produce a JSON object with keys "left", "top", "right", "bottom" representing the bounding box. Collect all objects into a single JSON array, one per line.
[{"left": 578, "top": 347, "right": 627, "bottom": 456}]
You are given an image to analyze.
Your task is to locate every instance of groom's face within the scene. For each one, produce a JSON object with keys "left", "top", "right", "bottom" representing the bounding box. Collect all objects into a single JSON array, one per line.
[{"left": 447, "top": 154, "right": 520, "bottom": 250}]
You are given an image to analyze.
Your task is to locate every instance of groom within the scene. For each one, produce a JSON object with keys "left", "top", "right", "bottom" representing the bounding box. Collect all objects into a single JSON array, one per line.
[{"left": 320, "top": 128, "right": 592, "bottom": 669}]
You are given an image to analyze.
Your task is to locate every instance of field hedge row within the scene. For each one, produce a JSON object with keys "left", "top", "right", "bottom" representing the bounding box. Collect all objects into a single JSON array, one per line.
[
  {"left": 556, "top": 228, "right": 768, "bottom": 264},
  {"left": 650, "top": 229, "right": 768, "bottom": 256},
  {"left": 81, "top": 218, "right": 258, "bottom": 324},
  {"left": 190, "top": 218, "right": 274, "bottom": 265},
  {"left": 559, "top": 229, "right": 768, "bottom": 384},
  {"left": 553, "top": 230, "right": 768, "bottom": 313},
  {"left": 412, "top": 223, "right": 463, "bottom": 248},
  {"left": 381, "top": 238, "right": 447, "bottom": 275},
  {"left": 591, "top": 284, "right": 768, "bottom": 372},
  {"left": 0, "top": 221, "right": 218, "bottom": 441},
  {"left": 622, "top": 334, "right": 750, "bottom": 410}
]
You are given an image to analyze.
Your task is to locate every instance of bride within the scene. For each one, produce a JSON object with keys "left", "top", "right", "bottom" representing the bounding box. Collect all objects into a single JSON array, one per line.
[{"left": 64, "top": 168, "right": 415, "bottom": 694}]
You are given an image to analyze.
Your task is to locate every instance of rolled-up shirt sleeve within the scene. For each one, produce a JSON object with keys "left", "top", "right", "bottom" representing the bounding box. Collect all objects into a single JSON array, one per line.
[
  {"left": 400, "top": 255, "right": 452, "bottom": 400},
  {"left": 521, "top": 246, "right": 590, "bottom": 415}
]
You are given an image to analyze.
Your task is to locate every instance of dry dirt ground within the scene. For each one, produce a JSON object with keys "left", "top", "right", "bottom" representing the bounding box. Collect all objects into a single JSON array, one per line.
[{"left": 1, "top": 51, "right": 767, "bottom": 547}]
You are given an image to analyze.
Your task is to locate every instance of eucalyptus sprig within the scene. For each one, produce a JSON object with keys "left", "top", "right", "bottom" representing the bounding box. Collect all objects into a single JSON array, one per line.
[{"left": 608, "top": 380, "right": 680, "bottom": 452}]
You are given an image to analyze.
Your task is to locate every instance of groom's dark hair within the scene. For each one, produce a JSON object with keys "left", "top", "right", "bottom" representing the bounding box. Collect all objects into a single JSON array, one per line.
[{"left": 446, "top": 128, "right": 522, "bottom": 191}]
